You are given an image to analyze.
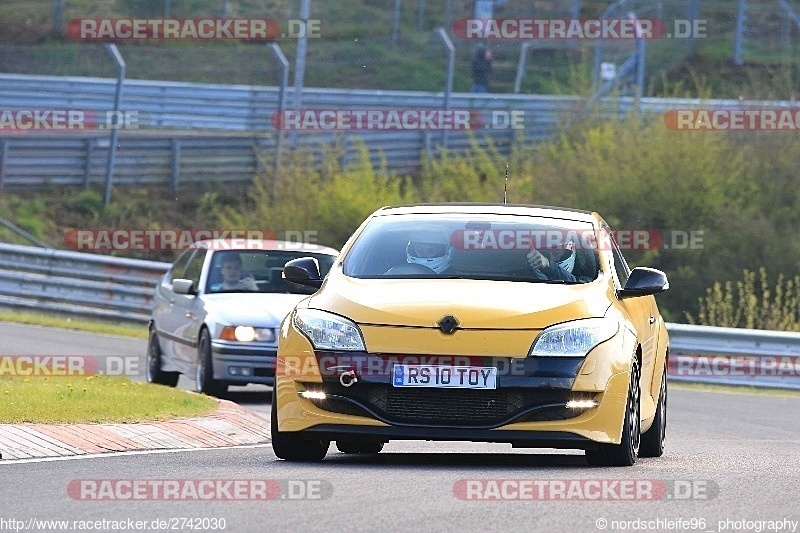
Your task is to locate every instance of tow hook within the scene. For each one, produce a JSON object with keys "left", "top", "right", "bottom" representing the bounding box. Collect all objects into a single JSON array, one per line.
[{"left": 340, "top": 370, "right": 358, "bottom": 388}]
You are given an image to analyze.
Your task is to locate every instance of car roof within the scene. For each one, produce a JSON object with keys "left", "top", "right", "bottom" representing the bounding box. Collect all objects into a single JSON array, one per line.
[
  {"left": 373, "top": 203, "right": 599, "bottom": 223},
  {"left": 193, "top": 239, "right": 339, "bottom": 256}
]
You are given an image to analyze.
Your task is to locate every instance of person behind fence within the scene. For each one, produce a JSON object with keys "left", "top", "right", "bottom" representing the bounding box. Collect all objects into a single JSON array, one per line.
[
  {"left": 211, "top": 254, "right": 258, "bottom": 292},
  {"left": 471, "top": 45, "right": 493, "bottom": 93}
]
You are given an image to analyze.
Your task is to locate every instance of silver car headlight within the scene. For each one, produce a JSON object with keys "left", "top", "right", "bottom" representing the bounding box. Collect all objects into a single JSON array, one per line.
[
  {"left": 293, "top": 309, "right": 366, "bottom": 351},
  {"left": 529, "top": 318, "right": 618, "bottom": 357},
  {"left": 220, "top": 326, "right": 276, "bottom": 343}
]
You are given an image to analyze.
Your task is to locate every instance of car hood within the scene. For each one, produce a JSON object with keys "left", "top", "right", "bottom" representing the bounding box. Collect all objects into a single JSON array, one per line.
[
  {"left": 307, "top": 273, "right": 613, "bottom": 329},
  {"left": 203, "top": 292, "right": 308, "bottom": 326}
]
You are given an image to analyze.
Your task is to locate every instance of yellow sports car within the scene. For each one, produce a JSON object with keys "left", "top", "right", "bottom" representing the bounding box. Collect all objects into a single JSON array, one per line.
[{"left": 272, "top": 204, "right": 669, "bottom": 466}]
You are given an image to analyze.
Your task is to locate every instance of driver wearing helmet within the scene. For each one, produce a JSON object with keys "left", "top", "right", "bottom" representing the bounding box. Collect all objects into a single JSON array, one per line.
[{"left": 406, "top": 229, "right": 455, "bottom": 274}]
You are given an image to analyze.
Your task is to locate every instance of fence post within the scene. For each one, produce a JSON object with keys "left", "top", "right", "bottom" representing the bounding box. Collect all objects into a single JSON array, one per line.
[
  {"left": 291, "top": 0, "right": 310, "bottom": 150},
  {"left": 515, "top": 42, "right": 532, "bottom": 94},
  {"left": 635, "top": 18, "right": 646, "bottom": 109},
  {"left": 171, "top": 140, "right": 181, "bottom": 195},
  {"left": 686, "top": 0, "right": 700, "bottom": 53},
  {"left": 269, "top": 42, "right": 290, "bottom": 200},
  {"left": 418, "top": 0, "right": 425, "bottom": 32},
  {"left": 436, "top": 27, "right": 455, "bottom": 149},
  {"left": 0, "top": 139, "right": 7, "bottom": 191},
  {"left": 103, "top": 44, "right": 126, "bottom": 206},
  {"left": 393, "top": 0, "right": 402, "bottom": 41},
  {"left": 52, "top": 0, "right": 65, "bottom": 38},
  {"left": 734, "top": 0, "right": 747, "bottom": 66},
  {"left": 83, "top": 139, "right": 94, "bottom": 188}
]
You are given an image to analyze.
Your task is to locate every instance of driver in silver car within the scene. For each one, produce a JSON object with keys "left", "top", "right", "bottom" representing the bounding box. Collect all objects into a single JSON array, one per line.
[{"left": 211, "top": 253, "right": 258, "bottom": 292}]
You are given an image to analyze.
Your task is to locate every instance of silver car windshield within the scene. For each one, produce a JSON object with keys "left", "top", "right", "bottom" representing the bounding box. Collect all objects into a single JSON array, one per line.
[
  {"left": 342, "top": 213, "right": 600, "bottom": 283},
  {"left": 206, "top": 251, "right": 335, "bottom": 294}
]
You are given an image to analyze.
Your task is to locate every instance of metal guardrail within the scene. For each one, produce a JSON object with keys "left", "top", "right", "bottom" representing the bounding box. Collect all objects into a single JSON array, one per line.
[
  {"left": 3, "top": 74, "right": 800, "bottom": 188},
  {"left": 0, "top": 242, "right": 798, "bottom": 390},
  {"left": 0, "top": 242, "right": 168, "bottom": 323},
  {"left": 668, "top": 323, "right": 800, "bottom": 390}
]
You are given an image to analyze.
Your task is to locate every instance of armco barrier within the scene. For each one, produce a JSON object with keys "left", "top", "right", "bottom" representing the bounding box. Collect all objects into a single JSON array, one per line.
[
  {"left": 3, "top": 73, "right": 800, "bottom": 187},
  {"left": 667, "top": 323, "right": 800, "bottom": 390},
  {"left": 0, "top": 242, "right": 168, "bottom": 323},
  {"left": 1, "top": 243, "right": 799, "bottom": 390}
]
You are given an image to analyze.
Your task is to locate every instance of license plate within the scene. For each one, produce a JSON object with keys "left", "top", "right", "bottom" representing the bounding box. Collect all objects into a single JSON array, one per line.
[{"left": 392, "top": 364, "right": 497, "bottom": 389}]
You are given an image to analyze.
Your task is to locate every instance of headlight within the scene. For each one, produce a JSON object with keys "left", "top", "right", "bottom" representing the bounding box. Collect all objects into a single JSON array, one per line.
[
  {"left": 529, "top": 318, "right": 618, "bottom": 357},
  {"left": 293, "top": 309, "right": 366, "bottom": 351},
  {"left": 220, "top": 326, "right": 276, "bottom": 343}
]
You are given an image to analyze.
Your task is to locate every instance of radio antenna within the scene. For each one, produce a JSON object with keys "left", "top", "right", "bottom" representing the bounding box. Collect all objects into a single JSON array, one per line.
[{"left": 504, "top": 162, "right": 509, "bottom": 204}]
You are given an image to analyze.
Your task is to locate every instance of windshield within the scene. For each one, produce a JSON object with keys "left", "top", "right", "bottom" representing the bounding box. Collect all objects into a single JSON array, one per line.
[
  {"left": 343, "top": 213, "right": 600, "bottom": 284},
  {"left": 206, "top": 250, "right": 335, "bottom": 295}
]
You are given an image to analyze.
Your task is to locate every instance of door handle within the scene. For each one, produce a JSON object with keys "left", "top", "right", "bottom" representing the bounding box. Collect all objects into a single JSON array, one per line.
[{"left": 649, "top": 316, "right": 656, "bottom": 325}]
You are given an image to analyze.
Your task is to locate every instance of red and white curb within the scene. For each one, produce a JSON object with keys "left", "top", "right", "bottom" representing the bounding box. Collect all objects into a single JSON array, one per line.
[{"left": 0, "top": 400, "right": 271, "bottom": 460}]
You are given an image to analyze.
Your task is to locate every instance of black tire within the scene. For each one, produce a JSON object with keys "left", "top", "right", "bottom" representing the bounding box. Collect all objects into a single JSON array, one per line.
[
  {"left": 336, "top": 440, "right": 384, "bottom": 454},
  {"left": 640, "top": 364, "right": 667, "bottom": 458},
  {"left": 271, "top": 388, "right": 329, "bottom": 461},
  {"left": 195, "top": 328, "right": 227, "bottom": 397},
  {"left": 146, "top": 328, "right": 179, "bottom": 387},
  {"left": 586, "top": 356, "right": 641, "bottom": 467}
]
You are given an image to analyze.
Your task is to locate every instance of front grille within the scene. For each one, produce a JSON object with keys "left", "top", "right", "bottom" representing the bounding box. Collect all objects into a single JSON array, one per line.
[
  {"left": 308, "top": 383, "right": 592, "bottom": 427},
  {"left": 385, "top": 387, "right": 511, "bottom": 424}
]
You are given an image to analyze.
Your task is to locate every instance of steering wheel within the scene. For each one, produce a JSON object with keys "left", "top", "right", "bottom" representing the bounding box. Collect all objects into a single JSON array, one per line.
[{"left": 383, "top": 263, "right": 436, "bottom": 275}]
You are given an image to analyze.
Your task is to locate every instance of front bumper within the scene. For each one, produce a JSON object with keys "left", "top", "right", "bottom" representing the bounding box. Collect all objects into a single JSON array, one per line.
[
  {"left": 275, "top": 352, "right": 631, "bottom": 445},
  {"left": 211, "top": 340, "right": 277, "bottom": 385}
]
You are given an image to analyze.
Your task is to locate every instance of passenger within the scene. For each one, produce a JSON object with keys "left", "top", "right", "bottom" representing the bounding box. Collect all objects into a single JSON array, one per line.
[{"left": 527, "top": 238, "right": 580, "bottom": 282}]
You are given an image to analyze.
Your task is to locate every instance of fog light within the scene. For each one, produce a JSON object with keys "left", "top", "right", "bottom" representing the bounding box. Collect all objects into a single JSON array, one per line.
[
  {"left": 566, "top": 399, "right": 599, "bottom": 409},
  {"left": 229, "top": 366, "right": 253, "bottom": 376},
  {"left": 299, "top": 390, "right": 327, "bottom": 400}
]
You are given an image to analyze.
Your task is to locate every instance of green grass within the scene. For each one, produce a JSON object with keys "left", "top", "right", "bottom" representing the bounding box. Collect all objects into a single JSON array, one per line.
[
  {"left": 0, "top": 375, "right": 217, "bottom": 424},
  {"left": 0, "top": 311, "right": 147, "bottom": 339}
]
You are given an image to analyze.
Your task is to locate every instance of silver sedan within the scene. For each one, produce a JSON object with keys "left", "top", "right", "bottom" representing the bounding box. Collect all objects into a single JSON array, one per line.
[{"left": 147, "top": 239, "right": 338, "bottom": 396}]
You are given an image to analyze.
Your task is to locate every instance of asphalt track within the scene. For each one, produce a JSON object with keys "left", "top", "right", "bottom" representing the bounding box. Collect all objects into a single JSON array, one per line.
[{"left": 2, "top": 323, "right": 800, "bottom": 533}]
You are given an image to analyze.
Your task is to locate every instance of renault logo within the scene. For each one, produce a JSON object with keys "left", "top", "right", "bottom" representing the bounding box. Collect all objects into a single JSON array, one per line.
[{"left": 438, "top": 315, "right": 459, "bottom": 334}]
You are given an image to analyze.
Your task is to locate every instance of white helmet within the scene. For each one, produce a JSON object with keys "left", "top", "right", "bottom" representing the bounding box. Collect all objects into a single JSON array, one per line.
[{"left": 406, "top": 229, "right": 454, "bottom": 274}]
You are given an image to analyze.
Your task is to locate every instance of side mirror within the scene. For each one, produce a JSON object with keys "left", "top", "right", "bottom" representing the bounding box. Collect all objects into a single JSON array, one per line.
[
  {"left": 283, "top": 257, "right": 323, "bottom": 288},
  {"left": 618, "top": 267, "right": 669, "bottom": 299},
  {"left": 172, "top": 278, "right": 196, "bottom": 295}
]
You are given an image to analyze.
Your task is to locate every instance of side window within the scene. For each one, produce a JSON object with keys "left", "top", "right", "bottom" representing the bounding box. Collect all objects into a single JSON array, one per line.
[
  {"left": 183, "top": 250, "right": 207, "bottom": 289},
  {"left": 610, "top": 236, "right": 631, "bottom": 288},
  {"left": 169, "top": 249, "right": 193, "bottom": 283}
]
